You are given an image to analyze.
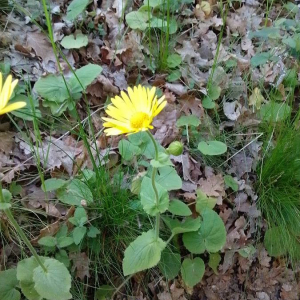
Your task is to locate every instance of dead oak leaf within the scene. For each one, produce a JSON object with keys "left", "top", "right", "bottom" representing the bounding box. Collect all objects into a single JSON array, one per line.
[
  {"left": 198, "top": 173, "right": 225, "bottom": 204},
  {"left": 70, "top": 252, "right": 90, "bottom": 280},
  {"left": 0, "top": 132, "right": 15, "bottom": 154},
  {"left": 26, "top": 31, "right": 56, "bottom": 65}
]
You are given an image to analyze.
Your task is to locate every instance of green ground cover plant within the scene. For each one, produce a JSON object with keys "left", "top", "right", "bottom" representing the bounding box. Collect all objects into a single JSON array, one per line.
[{"left": 1, "top": 0, "right": 300, "bottom": 299}]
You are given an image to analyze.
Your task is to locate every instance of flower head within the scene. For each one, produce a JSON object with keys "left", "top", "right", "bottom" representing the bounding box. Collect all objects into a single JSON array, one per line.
[
  {"left": 0, "top": 73, "right": 26, "bottom": 115},
  {"left": 102, "top": 85, "right": 167, "bottom": 136}
]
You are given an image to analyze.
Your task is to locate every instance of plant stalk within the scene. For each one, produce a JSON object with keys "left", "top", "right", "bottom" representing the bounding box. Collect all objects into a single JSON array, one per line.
[
  {"left": 0, "top": 182, "right": 47, "bottom": 272},
  {"left": 146, "top": 131, "right": 160, "bottom": 240}
]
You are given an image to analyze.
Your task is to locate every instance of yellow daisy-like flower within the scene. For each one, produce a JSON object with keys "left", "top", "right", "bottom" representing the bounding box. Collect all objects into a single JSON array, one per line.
[
  {"left": 0, "top": 73, "right": 26, "bottom": 115},
  {"left": 102, "top": 85, "right": 167, "bottom": 136}
]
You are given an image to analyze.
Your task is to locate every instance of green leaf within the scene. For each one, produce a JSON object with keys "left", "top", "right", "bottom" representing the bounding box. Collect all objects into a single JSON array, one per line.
[
  {"left": 38, "top": 236, "right": 56, "bottom": 248},
  {"left": 42, "top": 178, "right": 67, "bottom": 192},
  {"left": 143, "top": 0, "right": 163, "bottom": 7},
  {"left": 66, "top": 0, "right": 89, "bottom": 20},
  {"left": 224, "top": 175, "right": 238, "bottom": 191},
  {"left": 57, "top": 179, "right": 93, "bottom": 206},
  {"left": 95, "top": 285, "right": 114, "bottom": 300},
  {"left": 259, "top": 102, "right": 291, "bottom": 122},
  {"left": 34, "top": 75, "right": 68, "bottom": 103},
  {"left": 182, "top": 230, "right": 206, "bottom": 254},
  {"left": 198, "top": 141, "right": 227, "bottom": 156},
  {"left": 0, "top": 269, "right": 20, "bottom": 300},
  {"left": 282, "top": 36, "right": 296, "bottom": 49},
  {"left": 57, "top": 237, "right": 74, "bottom": 248},
  {"left": 284, "top": 2, "right": 299, "bottom": 13},
  {"left": 183, "top": 209, "right": 226, "bottom": 253},
  {"left": 61, "top": 33, "right": 88, "bottom": 49},
  {"left": 176, "top": 115, "right": 200, "bottom": 127},
  {"left": 73, "top": 226, "right": 87, "bottom": 245},
  {"left": 202, "top": 97, "right": 215, "bottom": 109},
  {"left": 55, "top": 250, "right": 70, "bottom": 268},
  {"left": 33, "top": 258, "right": 71, "bottom": 300},
  {"left": 128, "top": 131, "right": 164, "bottom": 159},
  {"left": 167, "top": 70, "right": 181, "bottom": 82},
  {"left": 140, "top": 177, "right": 169, "bottom": 216},
  {"left": 195, "top": 189, "right": 217, "bottom": 213},
  {"left": 208, "top": 252, "right": 221, "bottom": 274},
  {"left": 159, "top": 249, "right": 181, "bottom": 280},
  {"left": 17, "top": 257, "right": 41, "bottom": 282},
  {"left": 159, "top": 17, "right": 177, "bottom": 34},
  {"left": 68, "top": 64, "right": 102, "bottom": 94},
  {"left": 87, "top": 226, "right": 100, "bottom": 238},
  {"left": 199, "top": 208, "right": 226, "bottom": 252},
  {"left": 17, "top": 257, "right": 44, "bottom": 300},
  {"left": 238, "top": 245, "right": 256, "bottom": 258},
  {"left": 42, "top": 99, "right": 69, "bottom": 116},
  {"left": 167, "top": 54, "right": 182, "bottom": 69},
  {"left": 123, "top": 229, "right": 167, "bottom": 276},
  {"left": 208, "top": 85, "right": 221, "bottom": 101},
  {"left": 0, "top": 203, "right": 11, "bottom": 210},
  {"left": 2, "top": 188, "right": 12, "bottom": 202},
  {"left": 162, "top": 216, "right": 201, "bottom": 235},
  {"left": 168, "top": 199, "right": 192, "bottom": 216},
  {"left": 118, "top": 139, "right": 141, "bottom": 161},
  {"left": 181, "top": 257, "right": 205, "bottom": 287},
  {"left": 126, "top": 11, "right": 149, "bottom": 30},
  {"left": 250, "top": 52, "right": 271, "bottom": 67},
  {"left": 19, "top": 281, "right": 42, "bottom": 300},
  {"left": 155, "top": 166, "right": 182, "bottom": 191},
  {"left": 249, "top": 27, "right": 280, "bottom": 39},
  {"left": 150, "top": 152, "right": 173, "bottom": 168},
  {"left": 74, "top": 207, "right": 88, "bottom": 226},
  {"left": 10, "top": 94, "right": 41, "bottom": 121}
]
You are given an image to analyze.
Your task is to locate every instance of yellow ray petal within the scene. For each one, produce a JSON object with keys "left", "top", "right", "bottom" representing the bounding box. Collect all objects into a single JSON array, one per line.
[
  {"left": 104, "top": 127, "right": 129, "bottom": 136},
  {"left": 8, "top": 79, "right": 18, "bottom": 100},
  {"left": 0, "top": 75, "right": 12, "bottom": 110},
  {"left": 0, "top": 101, "right": 26, "bottom": 115},
  {"left": 153, "top": 100, "right": 167, "bottom": 117},
  {"left": 120, "top": 90, "right": 136, "bottom": 111},
  {"left": 106, "top": 105, "right": 130, "bottom": 122},
  {"left": 102, "top": 117, "right": 131, "bottom": 130}
]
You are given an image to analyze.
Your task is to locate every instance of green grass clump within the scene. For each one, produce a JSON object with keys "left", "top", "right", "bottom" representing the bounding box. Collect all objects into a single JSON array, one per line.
[{"left": 257, "top": 122, "right": 300, "bottom": 263}]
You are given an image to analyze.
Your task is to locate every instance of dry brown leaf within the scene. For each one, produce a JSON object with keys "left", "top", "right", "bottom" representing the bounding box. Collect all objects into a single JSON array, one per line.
[
  {"left": 26, "top": 31, "right": 57, "bottom": 65},
  {"left": 70, "top": 252, "right": 90, "bottom": 280},
  {"left": 31, "top": 221, "right": 60, "bottom": 246},
  {"left": 198, "top": 171, "right": 225, "bottom": 204},
  {"left": 223, "top": 101, "right": 242, "bottom": 121},
  {"left": 18, "top": 136, "right": 82, "bottom": 176},
  {"left": 0, "top": 132, "right": 15, "bottom": 154}
]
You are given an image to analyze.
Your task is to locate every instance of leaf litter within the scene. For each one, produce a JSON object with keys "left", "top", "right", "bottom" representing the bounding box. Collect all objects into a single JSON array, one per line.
[{"left": 1, "top": 0, "right": 300, "bottom": 299}]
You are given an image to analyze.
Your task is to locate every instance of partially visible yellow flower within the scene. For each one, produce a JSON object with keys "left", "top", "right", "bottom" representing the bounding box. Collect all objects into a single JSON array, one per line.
[
  {"left": 0, "top": 73, "right": 26, "bottom": 115},
  {"left": 102, "top": 85, "right": 167, "bottom": 136}
]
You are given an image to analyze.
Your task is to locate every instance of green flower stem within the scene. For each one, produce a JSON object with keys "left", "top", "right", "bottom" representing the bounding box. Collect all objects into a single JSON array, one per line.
[
  {"left": 0, "top": 182, "right": 47, "bottom": 272},
  {"left": 146, "top": 131, "right": 160, "bottom": 240}
]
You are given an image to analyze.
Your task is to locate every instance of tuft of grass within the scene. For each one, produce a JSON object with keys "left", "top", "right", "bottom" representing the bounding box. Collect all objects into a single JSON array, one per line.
[{"left": 257, "top": 121, "right": 300, "bottom": 263}]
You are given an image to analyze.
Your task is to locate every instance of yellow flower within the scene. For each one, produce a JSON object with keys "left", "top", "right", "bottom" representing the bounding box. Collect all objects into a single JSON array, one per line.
[
  {"left": 102, "top": 85, "right": 167, "bottom": 136},
  {"left": 0, "top": 73, "right": 26, "bottom": 115}
]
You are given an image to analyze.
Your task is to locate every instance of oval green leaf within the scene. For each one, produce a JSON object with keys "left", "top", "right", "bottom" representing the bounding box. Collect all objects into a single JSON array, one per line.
[
  {"left": 198, "top": 141, "right": 227, "bottom": 156},
  {"left": 168, "top": 199, "right": 192, "bottom": 216},
  {"left": 123, "top": 229, "right": 166, "bottom": 276},
  {"left": 181, "top": 257, "right": 205, "bottom": 287}
]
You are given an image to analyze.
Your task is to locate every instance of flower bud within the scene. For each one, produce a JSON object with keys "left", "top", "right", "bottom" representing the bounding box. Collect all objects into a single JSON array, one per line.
[{"left": 167, "top": 141, "right": 184, "bottom": 156}]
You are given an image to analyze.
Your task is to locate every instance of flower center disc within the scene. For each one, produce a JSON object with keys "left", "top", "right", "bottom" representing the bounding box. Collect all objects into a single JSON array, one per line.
[{"left": 130, "top": 112, "right": 150, "bottom": 129}]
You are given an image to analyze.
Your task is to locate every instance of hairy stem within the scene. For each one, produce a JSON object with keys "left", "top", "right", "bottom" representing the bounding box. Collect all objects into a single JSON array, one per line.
[{"left": 146, "top": 131, "right": 160, "bottom": 240}]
